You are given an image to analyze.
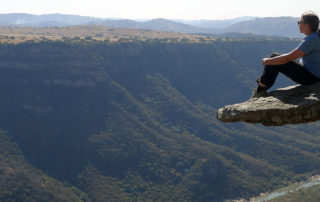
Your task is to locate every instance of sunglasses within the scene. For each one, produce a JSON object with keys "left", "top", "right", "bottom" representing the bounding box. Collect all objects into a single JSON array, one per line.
[{"left": 297, "top": 20, "right": 308, "bottom": 25}]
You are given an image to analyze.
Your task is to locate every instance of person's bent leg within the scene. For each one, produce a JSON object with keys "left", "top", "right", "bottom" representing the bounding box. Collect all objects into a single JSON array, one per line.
[
  {"left": 256, "top": 52, "right": 283, "bottom": 91},
  {"left": 257, "top": 65, "right": 281, "bottom": 91},
  {"left": 252, "top": 53, "right": 319, "bottom": 99},
  {"left": 256, "top": 53, "right": 319, "bottom": 90}
]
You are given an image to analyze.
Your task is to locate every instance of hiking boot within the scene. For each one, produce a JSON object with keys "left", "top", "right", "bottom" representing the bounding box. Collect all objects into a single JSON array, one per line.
[{"left": 250, "top": 88, "right": 268, "bottom": 99}]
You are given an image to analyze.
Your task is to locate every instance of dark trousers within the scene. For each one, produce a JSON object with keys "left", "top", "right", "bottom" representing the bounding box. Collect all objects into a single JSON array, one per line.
[{"left": 258, "top": 53, "right": 319, "bottom": 90}]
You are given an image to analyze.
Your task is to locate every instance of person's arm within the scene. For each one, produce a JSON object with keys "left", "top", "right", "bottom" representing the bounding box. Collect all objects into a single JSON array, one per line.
[{"left": 262, "top": 49, "right": 306, "bottom": 66}]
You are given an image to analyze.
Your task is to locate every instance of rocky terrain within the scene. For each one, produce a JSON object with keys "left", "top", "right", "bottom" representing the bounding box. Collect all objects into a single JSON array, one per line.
[{"left": 217, "top": 83, "right": 320, "bottom": 126}]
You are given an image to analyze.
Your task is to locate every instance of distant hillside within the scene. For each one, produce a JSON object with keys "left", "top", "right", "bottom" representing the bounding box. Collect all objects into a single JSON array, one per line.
[
  {"left": 218, "top": 17, "right": 303, "bottom": 38},
  {"left": 90, "top": 18, "right": 204, "bottom": 33},
  {"left": 178, "top": 16, "right": 256, "bottom": 29},
  {"left": 0, "top": 13, "right": 304, "bottom": 38},
  {"left": 0, "top": 13, "right": 101, "bottom": 26},
  {"left": 92, "top": 17, "right": 303, "bottom": 38},
  {"left": 0, "top": 26, "right": 216, "bottom": 44}
]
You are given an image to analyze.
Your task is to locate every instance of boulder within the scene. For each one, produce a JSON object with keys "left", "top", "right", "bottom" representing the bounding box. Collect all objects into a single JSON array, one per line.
[{"left": 216, "top": 83, "right": 320, "bottom": 126}]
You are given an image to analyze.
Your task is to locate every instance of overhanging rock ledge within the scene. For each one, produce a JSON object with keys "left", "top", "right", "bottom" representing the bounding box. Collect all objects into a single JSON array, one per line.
[{"left": 216, "top": 83, "right": 320, "bottom": 126}]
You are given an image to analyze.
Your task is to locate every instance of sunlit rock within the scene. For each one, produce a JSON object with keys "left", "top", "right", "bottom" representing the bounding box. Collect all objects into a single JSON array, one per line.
[{"left": 216, "top": 83, "right": 320, "bottom": 126}]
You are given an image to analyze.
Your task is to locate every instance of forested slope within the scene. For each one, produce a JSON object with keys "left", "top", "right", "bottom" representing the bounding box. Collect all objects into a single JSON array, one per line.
[
  {"left": 0, "top": 130, "right": 88, "bottom": 201},
  {"left": 1, "top": 39, "right": 319, "bottom": 201}
]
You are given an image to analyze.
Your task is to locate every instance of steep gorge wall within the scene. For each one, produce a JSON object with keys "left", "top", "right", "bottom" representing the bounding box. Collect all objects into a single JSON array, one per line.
[{"left": 2, "top": 40, "right": 319, "bottom": 201}]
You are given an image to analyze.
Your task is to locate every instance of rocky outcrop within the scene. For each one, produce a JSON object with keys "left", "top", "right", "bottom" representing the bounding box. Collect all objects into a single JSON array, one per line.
[{"left": 216, "top": 83, "right": 320, "bottom": 126}]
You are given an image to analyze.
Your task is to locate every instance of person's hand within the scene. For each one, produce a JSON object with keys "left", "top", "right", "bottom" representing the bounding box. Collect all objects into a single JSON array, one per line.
[{"left": 262, "top": 58, "right": 270, "bottom": 66}]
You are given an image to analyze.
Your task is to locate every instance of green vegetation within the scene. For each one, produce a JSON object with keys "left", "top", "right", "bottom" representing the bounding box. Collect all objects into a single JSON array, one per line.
[
  {"left": 0, "top": 130, "right": 88, "bottom": 201},
  {"left": 1, "top": 37, "right": 319, "bottom": 201}
]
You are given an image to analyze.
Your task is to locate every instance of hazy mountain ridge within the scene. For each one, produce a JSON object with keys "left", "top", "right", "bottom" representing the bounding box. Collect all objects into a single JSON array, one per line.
[
  {"left": 217, "top": 17, "right": 303, "bottom": 38},
  {"left": 0, "top": 13, "right": 302, "bottom": 38},
  {"left": 178, "top": 16, "right": 256, "bottom": 28},
  {"left": 0, "top": 13, "right": 101, "bottom": 26},
  {"left": 88, "top": 18, "right": 205, "bottom": 33}
]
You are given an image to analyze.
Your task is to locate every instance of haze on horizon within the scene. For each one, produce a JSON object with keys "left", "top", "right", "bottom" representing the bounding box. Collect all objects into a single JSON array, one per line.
[{"left": 1, "top": 0, "right": 320, "bottom": 20}]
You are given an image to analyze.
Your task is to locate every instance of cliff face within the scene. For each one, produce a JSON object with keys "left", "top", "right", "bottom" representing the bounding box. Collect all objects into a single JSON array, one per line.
[{"left": 216, "top": 83, "right": 320, "bottom": 126}]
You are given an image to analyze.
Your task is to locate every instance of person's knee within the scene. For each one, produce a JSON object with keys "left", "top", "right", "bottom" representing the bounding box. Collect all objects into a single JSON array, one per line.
[{"left": 270, "top": 52, "right": 281, "bottom": 58}]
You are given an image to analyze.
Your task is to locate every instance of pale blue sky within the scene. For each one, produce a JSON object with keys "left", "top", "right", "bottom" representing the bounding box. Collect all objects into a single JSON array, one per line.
[{"left": 1, "top": 0, "right": 320, "bottom": 20}]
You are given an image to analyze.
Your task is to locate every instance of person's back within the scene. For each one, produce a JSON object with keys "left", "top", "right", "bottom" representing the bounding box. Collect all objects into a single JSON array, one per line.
[{"left": 299, "top": 32, "right": 320, "bottom": 77}]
